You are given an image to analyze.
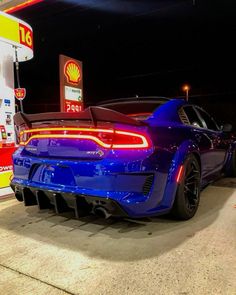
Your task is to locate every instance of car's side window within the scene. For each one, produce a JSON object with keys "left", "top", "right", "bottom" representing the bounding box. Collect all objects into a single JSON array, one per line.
[
  {"left": 196, "top": 108, "right": 219, "bottom": 131},
  {"left": 182, "top": 106, "right": 204, "bottom": 128}
]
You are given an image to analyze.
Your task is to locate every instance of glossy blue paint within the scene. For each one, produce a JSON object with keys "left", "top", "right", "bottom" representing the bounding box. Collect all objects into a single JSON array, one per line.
[{"left": 11, "top": 99, "right": 235, "bottom": 217}]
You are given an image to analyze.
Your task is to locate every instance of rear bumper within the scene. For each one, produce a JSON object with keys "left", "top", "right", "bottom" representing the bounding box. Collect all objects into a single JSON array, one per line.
[
  {"left": 11, "top": 148, "right": 177, "bottom": 218},
  {"left": 11, "top": 173, "right": 162, "bottom": 218},
  {"left": 10, "top": 182, "right": 129, "bottom": 217}
]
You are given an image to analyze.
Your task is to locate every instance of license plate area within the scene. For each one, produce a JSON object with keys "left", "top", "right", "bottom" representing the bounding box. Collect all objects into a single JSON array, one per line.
[{"left": 31, "top": 164, "right": 76, "bottom": 186}]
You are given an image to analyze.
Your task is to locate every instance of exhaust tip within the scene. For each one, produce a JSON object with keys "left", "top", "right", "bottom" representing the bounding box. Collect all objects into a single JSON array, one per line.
[
  {"left": 94, "top": 206, "right": 111, "bottom": 219},
  {"left": 13, "top": 186, "right": 23, "bottom": 202}
]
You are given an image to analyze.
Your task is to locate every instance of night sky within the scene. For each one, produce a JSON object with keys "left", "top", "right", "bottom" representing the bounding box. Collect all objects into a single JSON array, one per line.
[{"left": 12, "top": 0, "right": 236, "bottom": 128}]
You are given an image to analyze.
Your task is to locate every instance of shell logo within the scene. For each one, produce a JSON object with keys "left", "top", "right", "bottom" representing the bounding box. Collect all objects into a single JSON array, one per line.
[{"left": 64, "top": 60, "right": 81, "bottom": 84}]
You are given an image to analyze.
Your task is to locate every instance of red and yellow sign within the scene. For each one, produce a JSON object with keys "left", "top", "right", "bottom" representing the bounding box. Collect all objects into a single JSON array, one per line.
[
  {"left": 14, "top": 88, "right": 26, "bottom": 100},
  {"left": 0, "top": 13, "right": 33, "bottom": 50},
  {"left": 60, "top": 55, "right": 83, "bottom": 113},
  {"left": 64, "top": 60, "right": 81, "bottom": 84},
  {"left": 19, "top": 23, "right": 33, "bottom": 49}
]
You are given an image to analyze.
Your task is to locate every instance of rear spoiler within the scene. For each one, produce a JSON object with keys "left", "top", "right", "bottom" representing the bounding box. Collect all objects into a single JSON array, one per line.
[{"left": 14, "top": 106, "right": 146, "bottom": 129}]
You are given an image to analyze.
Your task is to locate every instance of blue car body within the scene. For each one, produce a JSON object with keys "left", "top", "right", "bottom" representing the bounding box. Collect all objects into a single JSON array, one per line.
[{"left": 11, "top": 98, "right": 235, "bottom": 218}]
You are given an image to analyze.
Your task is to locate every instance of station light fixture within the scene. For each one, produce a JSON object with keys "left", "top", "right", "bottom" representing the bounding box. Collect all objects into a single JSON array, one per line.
[{"left": 4, "top": 0, "right": 43, "bottom": 14}]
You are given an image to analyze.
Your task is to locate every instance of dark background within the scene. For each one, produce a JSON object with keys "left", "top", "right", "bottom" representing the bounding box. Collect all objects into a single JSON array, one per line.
[{"left": 12, "top": 0, "right": 236, "bottom": 128}]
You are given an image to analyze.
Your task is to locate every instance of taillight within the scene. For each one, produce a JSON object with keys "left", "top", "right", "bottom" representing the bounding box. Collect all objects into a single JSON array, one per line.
[
  {"left": 112, "top": 130, "right": 150, "bottom": 148},
  {"left": 19, "top": 127, "right": 152, "bottom": 149}
]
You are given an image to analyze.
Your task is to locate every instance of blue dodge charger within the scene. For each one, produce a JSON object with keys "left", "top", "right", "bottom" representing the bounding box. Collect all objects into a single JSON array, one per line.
[{"left": 11, "top": 97, "right": 236, "bottom": 220}]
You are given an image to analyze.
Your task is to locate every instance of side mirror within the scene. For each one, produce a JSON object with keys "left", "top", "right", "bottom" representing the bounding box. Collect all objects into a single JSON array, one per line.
[{"left": 221, "top": 123, "right": 232, "bottom": 132}]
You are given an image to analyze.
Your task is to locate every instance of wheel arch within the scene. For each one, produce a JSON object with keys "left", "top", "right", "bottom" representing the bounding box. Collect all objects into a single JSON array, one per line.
[
  {"left": 173, "top": 139, "right": 201, "bottom": 175},
  {"left": 160, "top": 139, "right": 201, "bottom": 209}
]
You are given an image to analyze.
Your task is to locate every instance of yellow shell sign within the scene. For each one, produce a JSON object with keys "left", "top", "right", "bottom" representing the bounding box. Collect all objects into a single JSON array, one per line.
[
  {"left": 0, "top": 11, "right": 33, "bottom": 61},
  {"left": 64, "top": 60, "right": 81, "bottom": 84}
]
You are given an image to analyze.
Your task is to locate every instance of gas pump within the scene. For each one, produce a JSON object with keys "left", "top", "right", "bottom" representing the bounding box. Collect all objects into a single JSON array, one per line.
[{"left": 0, "top": 11, "right": 33, "bottom": 190}]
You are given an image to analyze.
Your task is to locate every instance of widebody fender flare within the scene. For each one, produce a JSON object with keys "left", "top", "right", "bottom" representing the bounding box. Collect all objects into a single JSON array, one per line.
[{"left": 160, "top": 139, "right": 201, "bottom": 209}]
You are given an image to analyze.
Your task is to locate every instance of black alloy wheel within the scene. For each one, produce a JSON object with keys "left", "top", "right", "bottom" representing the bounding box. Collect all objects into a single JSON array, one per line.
[{"left": 171, "top": 154, "right": 201, "bottom": 220}]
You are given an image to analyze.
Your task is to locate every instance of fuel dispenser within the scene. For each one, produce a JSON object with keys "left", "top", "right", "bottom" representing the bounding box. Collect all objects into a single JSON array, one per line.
[{"left": 0, "top": 11, "right": 33, "bottom": 189}]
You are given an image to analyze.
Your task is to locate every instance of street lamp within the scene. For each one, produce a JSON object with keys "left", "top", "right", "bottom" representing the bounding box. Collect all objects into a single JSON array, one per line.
[{"left": 182, "top": 84, "right": 190, "bottom": 101}]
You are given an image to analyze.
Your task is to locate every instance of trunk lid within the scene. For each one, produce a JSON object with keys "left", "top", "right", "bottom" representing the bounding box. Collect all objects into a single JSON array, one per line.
[{"left": 14, "top": 107, "right": 152, "bottom": 160}]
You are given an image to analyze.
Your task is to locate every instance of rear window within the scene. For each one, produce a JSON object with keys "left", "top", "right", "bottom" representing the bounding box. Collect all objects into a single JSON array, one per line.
[{"left": 99, "top": 101, "right": 163, "bottom": 120}]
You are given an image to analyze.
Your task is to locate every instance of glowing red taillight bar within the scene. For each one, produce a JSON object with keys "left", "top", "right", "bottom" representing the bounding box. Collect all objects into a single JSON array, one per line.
[{"left": 19, "top": 127, "right": 152, "bottom": 149}]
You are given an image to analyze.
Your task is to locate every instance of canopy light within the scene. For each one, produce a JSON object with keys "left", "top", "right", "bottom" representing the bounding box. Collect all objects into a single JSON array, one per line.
[{"left": 4, "top": 0, "right": 43, "bottom": 14}]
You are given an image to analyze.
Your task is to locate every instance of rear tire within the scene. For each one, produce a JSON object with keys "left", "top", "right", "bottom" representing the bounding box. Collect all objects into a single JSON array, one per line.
[{"left": 171, "top": 154, "right": 201, "bottom": 220}]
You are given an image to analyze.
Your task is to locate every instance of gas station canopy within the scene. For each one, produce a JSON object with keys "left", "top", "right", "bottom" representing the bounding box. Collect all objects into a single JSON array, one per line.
[
  {"left": 0, "top": 0, "right": 42, "bottom": 14},
  {"left": 0, "top": 10, "right": 33, "bottom": 61}
]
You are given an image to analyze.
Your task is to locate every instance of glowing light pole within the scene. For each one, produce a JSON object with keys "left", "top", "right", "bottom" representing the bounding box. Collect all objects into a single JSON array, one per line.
[{"left": 182, "top": 84, "right": 190, "bottom": 101}]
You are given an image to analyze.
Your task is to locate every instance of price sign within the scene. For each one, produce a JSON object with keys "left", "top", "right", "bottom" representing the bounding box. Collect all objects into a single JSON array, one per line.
[
  {"left": 60, "top": 55, "right": 83, "bottom": 113},
  {"left": 65, "top": 101, "right": 83, "bottom": 113}
]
